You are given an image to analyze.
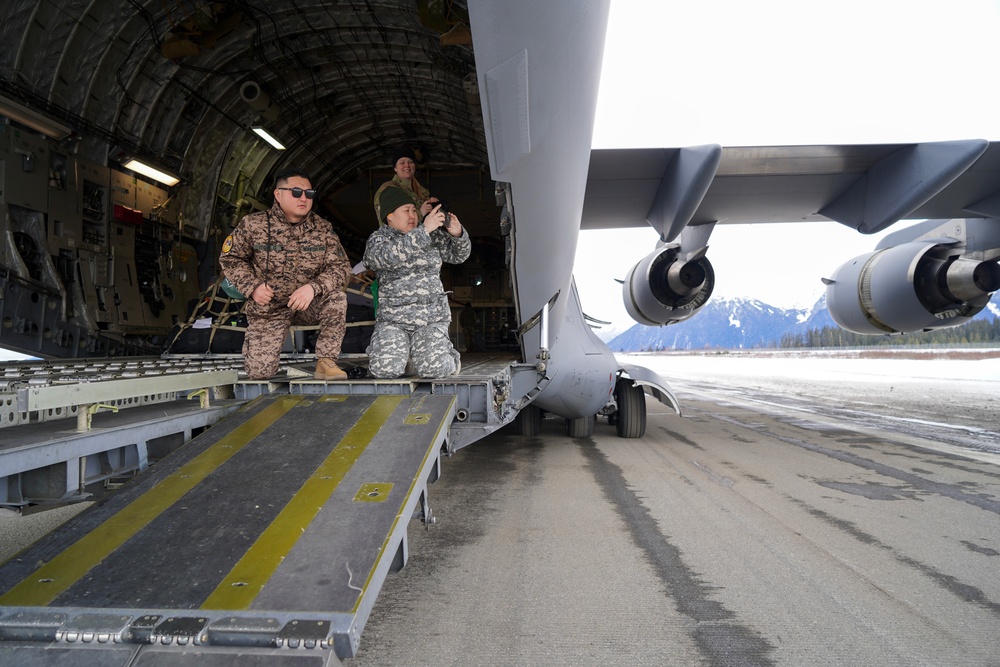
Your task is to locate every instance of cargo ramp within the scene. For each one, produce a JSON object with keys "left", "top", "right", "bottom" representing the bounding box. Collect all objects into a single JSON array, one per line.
[{"left": 0, "top": 391, "right": 456, "bottom": 666}]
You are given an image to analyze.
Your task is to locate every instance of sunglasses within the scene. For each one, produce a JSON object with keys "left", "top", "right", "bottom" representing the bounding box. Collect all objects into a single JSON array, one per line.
[{"left": 276, "top": 187, "right": 317, "bottom": 199}]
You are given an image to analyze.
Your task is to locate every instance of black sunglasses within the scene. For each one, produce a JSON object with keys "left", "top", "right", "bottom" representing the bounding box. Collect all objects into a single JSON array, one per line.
[{"left": 276, "top": 187, "right": 317, "bottom": 199}]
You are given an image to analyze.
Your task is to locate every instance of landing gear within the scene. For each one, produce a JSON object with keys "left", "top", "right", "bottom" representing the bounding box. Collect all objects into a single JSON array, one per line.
[
  {"left": 567, "top": 415, "right": 594, "bottom": 438},
  {"left": 515, "top": 404, "right": 542, "bottom": 436},
  {"left": 614, "top": 378, "right": 646, "bottom": 438}
]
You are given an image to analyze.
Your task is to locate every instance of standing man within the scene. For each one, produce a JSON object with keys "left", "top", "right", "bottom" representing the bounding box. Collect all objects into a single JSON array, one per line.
[{"left": 219, "top": 167, "right": 352, "bottom": 381}]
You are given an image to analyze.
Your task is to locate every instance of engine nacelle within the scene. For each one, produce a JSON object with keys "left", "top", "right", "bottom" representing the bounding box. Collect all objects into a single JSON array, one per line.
[
  {"left": 826, "top": 240, "right": 1000, "bottom": 334},
  {"left": 623, "top": 244, "right": 715, "bottom": 326}
]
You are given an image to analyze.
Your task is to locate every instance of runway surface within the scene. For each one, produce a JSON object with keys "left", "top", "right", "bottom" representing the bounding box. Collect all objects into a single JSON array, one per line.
[
  {"left": 1, "top": 352, "right": 997, "bottom": 665},
  {"left": 351, "top": 352, "right": 1000, "bottom": 666}
]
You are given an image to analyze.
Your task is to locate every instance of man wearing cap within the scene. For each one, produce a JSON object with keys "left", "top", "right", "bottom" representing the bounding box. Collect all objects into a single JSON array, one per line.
[
  {"left": 373, "top": 145, "right": 437, "bottom": 223},
  {"left": 364, "top": 186, "right": 470, "bottom": 379},
  {"left": 220, "top": 167, "right": 352, "bottom": 381}
]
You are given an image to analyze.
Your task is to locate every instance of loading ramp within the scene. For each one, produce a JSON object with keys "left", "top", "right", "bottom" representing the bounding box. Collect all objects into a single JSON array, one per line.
[{"left": 0, "top": 391, "right": 455, "bottom": 665}]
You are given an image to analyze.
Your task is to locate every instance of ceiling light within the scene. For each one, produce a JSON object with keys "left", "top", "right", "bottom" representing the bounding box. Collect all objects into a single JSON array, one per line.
[
  {"left": 252, "top": 126, "right": 287, "bottom": 150},
  {"left": 0, "top": 94, "right": 72, "bottom": 140},
  {"left": 122, "top": 158, "right": 181, "bottom": 187},
  {"left": 252, "top": 126, "right": 286, "bottom": 150}
]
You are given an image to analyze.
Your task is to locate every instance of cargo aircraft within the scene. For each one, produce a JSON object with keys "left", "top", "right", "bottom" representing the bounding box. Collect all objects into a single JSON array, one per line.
[
  {"left": 0, "top": 0, "right": 998, "bottom": 440},
  {"left": 0, "top": 0, "right": 997, "bottom": 663}
]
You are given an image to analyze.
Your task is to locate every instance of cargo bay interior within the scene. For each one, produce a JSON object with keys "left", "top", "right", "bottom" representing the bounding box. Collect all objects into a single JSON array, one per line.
[{"left": 0, "top": 0, "right": 518, "bottom": 360}]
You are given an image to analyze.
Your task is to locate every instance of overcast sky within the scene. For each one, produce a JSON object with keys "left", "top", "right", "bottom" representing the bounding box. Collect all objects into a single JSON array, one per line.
[{"left": 576, "top": 0, "right": 1000, "bottom": 333}]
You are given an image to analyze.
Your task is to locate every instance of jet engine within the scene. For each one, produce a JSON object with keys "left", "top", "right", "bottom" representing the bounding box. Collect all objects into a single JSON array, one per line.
[
  {"left": 826, "top": 240, "right": 1000, "bottom": 334},
  {"left": 622, "top": 244, "right": 715, "bottom": 326}
]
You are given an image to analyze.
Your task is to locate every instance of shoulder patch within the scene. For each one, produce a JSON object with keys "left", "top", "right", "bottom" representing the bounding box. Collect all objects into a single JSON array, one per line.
[{"left": 222, "top": 235, "right": 233, "bottom": 253}]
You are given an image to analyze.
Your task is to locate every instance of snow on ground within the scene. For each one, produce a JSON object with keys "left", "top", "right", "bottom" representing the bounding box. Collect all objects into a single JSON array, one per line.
[
  {"left": 620, "top": 349, "right": 1000, "bottom": 384},
  {"left": 619, "top": 349, "right": 1000, "bottom": 439}
]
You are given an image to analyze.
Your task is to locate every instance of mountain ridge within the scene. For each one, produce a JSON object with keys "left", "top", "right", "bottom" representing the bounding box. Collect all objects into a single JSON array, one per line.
[{"left": 605, "top": 295, "right": 1000, "bottom": 351}]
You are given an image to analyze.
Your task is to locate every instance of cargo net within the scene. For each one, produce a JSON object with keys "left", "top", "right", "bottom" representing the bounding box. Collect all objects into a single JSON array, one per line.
[
  {"left": 164, "top": 272, "right": 376, "bottom": 356},
  {"left": 164, "top": 276, "right": 248, "bottom": 354}
]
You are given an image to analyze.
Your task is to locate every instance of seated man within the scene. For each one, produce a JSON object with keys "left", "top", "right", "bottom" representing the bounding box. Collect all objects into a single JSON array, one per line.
[
  {"left": 219, "top": 167, "right": 352, "bottom": 380},
  {"left": 363, "top": 186, "right": 471, "bottom": 378}
]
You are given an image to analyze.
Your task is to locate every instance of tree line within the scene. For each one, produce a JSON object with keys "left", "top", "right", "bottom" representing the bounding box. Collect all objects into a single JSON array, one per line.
[{"left": 778, "top": 316, "right": 1000, "bottom": 348}]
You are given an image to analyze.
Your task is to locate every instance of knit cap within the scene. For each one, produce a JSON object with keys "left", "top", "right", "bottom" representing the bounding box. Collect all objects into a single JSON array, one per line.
[
  {"left": 391, "top": 145, "right": 416, "bottom": 167},
  {"left": 380, "top": 186, "right": 415, "bottom": 223}
]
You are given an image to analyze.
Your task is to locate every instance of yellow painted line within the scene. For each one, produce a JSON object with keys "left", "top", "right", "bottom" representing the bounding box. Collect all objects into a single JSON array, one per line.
[
  {"left": 0, "top": 396, "right": 304, "bottom": 607},
  {"left": 201, "top": 395, "right": 405, "bottom": 610},
  {"left": 352, "top": 396, "right": 454, "bottom": 613}
]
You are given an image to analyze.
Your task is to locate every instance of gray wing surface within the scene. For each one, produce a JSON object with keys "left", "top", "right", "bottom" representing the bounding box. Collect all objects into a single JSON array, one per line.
[{"left": 583, "top": 141, "right": 1000, "bottom": 235}]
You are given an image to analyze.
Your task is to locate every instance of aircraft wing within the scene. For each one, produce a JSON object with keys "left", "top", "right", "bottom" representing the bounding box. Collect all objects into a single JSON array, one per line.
[{"left": 582, "top": 141, "right": 1000, "bottom": 237}]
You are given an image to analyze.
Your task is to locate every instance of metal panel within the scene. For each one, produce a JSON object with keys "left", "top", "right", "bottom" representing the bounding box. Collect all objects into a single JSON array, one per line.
[
  {"left": 78, "top": 159, "right": 108, "bottom": 252},
  {"left": 109, "top": 223, "right": 143, "bottom": 328},
  {"left": 109, "top": 170, "right": 135, "bottom": 213},
  {"left": 134, "top": 180, "right": 166, "bottom": 220},
  {"left": 46, "top": 152, "right": 80, "bottom": 254},
  {"left": 76, "top": 249, "right": 113, "bottom": 326},
  {"left": 6, "top": 129, "right": 49, "bottom": 212},
  {"left": 18, "top": 370, "right": 238, "bottom": 412},
  {"left": 161, "top": 242, "right": 199, "bottom": 319},
  {"left": 0, "top": 642, "right": 142, "bottom": 667}
]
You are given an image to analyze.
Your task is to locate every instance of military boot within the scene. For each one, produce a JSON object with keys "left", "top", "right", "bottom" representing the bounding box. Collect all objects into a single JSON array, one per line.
[{"left": 315, "top": 358, "right": 348, "bottom": 381}]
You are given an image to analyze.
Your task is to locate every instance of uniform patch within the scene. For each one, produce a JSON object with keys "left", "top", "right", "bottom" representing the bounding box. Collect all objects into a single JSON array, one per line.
[{"left": 222, "top": 235, "right": 234, "bottom": 253}]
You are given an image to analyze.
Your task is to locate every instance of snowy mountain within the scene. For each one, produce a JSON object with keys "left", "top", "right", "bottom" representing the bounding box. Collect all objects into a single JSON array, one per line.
[{"left": 606, "top": 294, "right": 996, "bottom": 351}]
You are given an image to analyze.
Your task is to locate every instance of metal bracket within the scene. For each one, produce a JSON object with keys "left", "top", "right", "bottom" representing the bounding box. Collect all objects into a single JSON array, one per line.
[
  {"left": 416, "top": 490, "right": 436, "bottom": 529},
  {"left": 76, "top": 403, "right": 120, "bottom": 432},
  {"left": 188, "top": 388, "right": 210, "bottom": 409},
  {"left": 515, "top": 291, "right": 560, "bottom": 373}
]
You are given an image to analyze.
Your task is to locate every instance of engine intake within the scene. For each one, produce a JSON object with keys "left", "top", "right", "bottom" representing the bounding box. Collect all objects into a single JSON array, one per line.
[
  {"left": 623, "top": 245, "right": 715, "bottom": 326},
  {"left": 826, "top": 241, "right": 1000, "bottom": 334}
]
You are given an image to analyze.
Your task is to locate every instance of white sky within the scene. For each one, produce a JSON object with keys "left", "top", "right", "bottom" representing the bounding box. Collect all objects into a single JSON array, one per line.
[{"left": 577, "top": 0, "right": 1000, "bottom": 332}]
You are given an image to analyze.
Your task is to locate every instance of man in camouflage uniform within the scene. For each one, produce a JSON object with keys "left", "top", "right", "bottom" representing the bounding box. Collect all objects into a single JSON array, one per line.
[
  {"left": 219, "top": 167, "right": 352, "bottom": 381},
  {"left": 364, "top": 186, "right": 471, "bottom": 379}
]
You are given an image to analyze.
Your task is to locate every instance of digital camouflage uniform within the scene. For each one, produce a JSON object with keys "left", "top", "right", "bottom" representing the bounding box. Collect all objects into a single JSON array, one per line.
[
  {"left": 219, "top": 202, "right": 351, "bottom": 379},
  {"left": 363, "top": 222, "right": 471, "bottom": 379},
  {"left": 373, "top": 174, "right": 430, "bottom": 224}
]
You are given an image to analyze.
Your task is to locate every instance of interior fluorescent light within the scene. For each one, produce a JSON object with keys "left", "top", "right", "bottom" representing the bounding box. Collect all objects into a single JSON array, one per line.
[
  {"left": 252, "top": 126, "right": 287, "bottom": 150},
  {"left": 0, "top": 94, "right": 72, "bottom": 140},
  {"left": 122, "top": 159, "right": 181, "bottom": 187}
]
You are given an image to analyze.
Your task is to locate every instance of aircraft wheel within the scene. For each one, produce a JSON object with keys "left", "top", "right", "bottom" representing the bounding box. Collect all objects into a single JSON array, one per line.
[
  {"left": 515, "top": 405, "right": 542, "bottom": 436},
  {"left": 567, "top": 415, "right": 595, "bottom": 438},
  {"left": 615, "top": 378, "right": 646, "bottom": 438}
]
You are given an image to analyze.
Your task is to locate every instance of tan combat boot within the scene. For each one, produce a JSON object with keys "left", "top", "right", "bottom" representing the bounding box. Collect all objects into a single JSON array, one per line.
[{"left": 315, "top": 358, "right": 348, "bottom": 381}]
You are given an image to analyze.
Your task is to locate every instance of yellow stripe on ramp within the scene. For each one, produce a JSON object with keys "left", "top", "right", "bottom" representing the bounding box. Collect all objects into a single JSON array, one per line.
[
  {"left": 201, "top": 395, "right": 404, "bottom": 610},
  {"left": 0, "top": 396, "right": 304, "bottom": 607}
]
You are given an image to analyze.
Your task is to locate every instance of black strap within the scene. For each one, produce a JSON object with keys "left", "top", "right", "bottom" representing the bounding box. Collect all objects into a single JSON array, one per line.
[{"left": 264, "top": 211, "right": 271, "bottom": 285}]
